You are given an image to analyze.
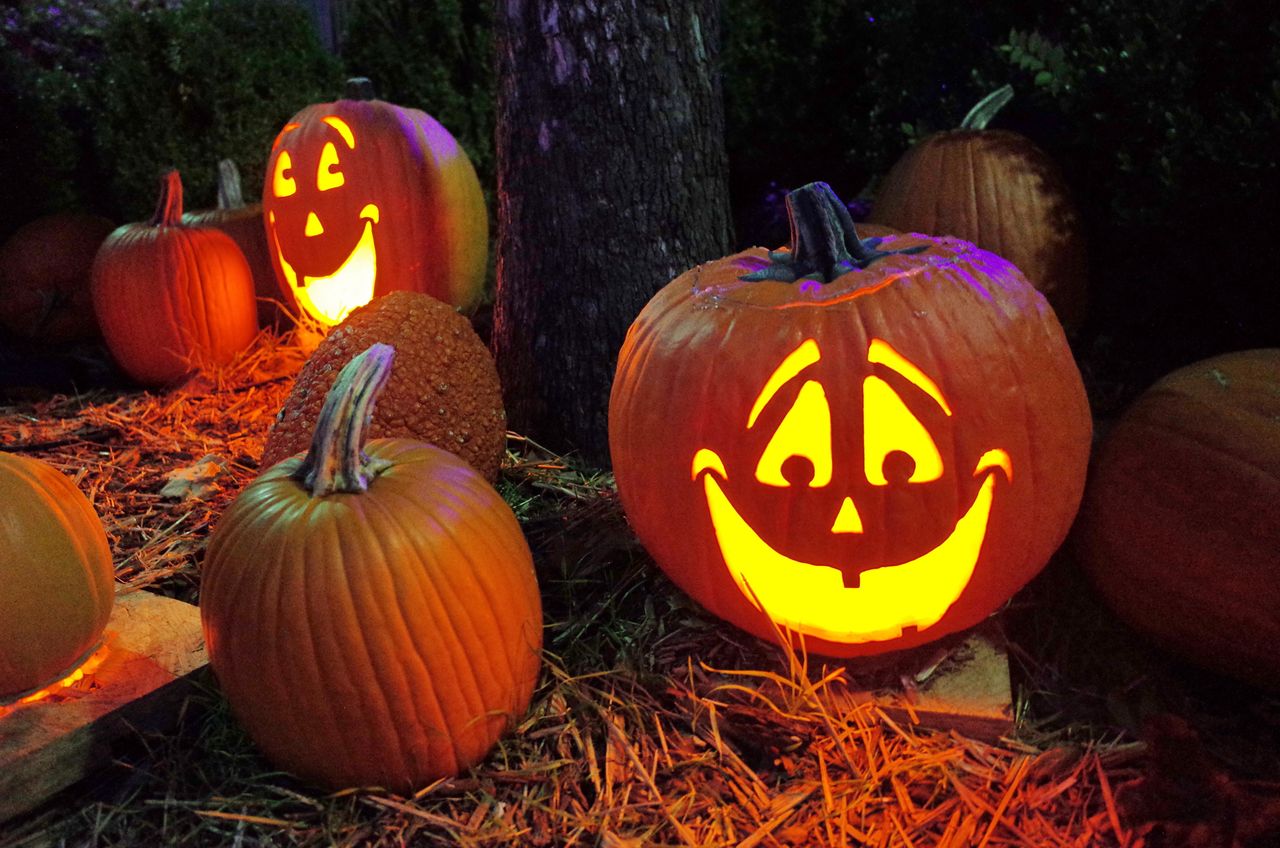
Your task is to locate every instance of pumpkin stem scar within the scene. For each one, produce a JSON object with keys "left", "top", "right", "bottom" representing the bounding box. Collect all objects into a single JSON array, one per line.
[
  {"left": 294, "top": 343, "right": 396, "bottom": 496},
  {"left": 739, "top": 182, "right": 925, "bottom": 284}
]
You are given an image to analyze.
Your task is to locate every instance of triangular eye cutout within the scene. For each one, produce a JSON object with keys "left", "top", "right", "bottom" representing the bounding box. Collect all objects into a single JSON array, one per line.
[{"left": 864, "top": 375, "right": 944, "bottom": 485}]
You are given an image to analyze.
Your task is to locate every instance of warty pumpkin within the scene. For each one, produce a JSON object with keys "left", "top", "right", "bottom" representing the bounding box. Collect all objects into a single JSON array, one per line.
[
  {"left": 610, "top": 181, "right": 1091, "bottom": 659},
  {"left": 262, "top": 290, "right": 506, "bottom": 480},
  {"left": 871, "top": 86, "right": 1087, "bottom": 331},
  {"left": 262, "top": 77, "right": 488, "bottom": 327},
  {"left": 1076, "top": 349, "right": 1280, "bottom": 690},
  {"left": 0, "top": 452, "right": 115, "bottom": 699},
  {"left": 201, "top": 343, "right": 542, "bottom": 792},
  {"left": 91, "top": 170, "right": 259, "bottom": 386}
]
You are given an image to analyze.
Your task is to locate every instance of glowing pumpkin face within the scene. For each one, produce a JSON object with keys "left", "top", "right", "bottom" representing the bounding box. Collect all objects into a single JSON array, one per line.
[
  {"left": 609, "top": 182, "right": 1092, "bottom": 658},
  {"left": 263, "top": 80, "right": 489, "bottom": 327}
]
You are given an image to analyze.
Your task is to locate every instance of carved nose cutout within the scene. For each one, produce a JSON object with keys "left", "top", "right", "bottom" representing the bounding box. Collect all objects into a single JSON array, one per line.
[
  {"left": 305, "top": 212, "right": 324, "bottom": 237},
  {"left": 831, "top": 497, "right": 864, "bottom": 534}
]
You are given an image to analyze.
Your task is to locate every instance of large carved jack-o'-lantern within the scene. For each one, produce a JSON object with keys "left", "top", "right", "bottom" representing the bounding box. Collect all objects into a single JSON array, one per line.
[
  {"left": 609, "top": 182, "right": 1092, "bottom": 658},
  {"left": 262, "top": 78, "right": 488, "bottom": 327}
]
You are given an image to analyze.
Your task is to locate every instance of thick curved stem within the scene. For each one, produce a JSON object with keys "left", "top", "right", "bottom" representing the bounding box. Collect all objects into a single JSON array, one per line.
[
  {"left": 741, "top": 182, "right": 924, "bottom": 284},
  {"left": 960, "top": 85, "right": 1014, "bottom": 130},
  {"left": 294, "top": 343, "right": 395, "bottom": 496},
  {"left": 150, "top": 170, "right": 184, "bottom": 227}
]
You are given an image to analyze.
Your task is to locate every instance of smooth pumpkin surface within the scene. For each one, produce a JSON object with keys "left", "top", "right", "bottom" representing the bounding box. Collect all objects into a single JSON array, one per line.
[
  {"left": 1076, "top": 349, "right": 1280, "bottom": 690},
  {"left": 871, "top": 88, "right": 1087, "bottom": 331},
  {"left": 202, "top": 344, "right": 541, "bottom": 792},
  {"left": 0, "top": 452, "right": 115, "bottom": 699},
  {"left": 92, "top": 170, "right": 259, "bottom": 386},
  {"left": 0, "top": 212, "right": 115, "bottom": 345},
  {"left": 183, "top": 159, "right": 281, "bottom": 328},
  {"left": 610, "top": 182, "right": 1091, "bottom": 658}
]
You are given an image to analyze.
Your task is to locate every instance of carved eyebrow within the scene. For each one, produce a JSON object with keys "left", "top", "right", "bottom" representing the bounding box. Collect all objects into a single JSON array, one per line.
[
  {"left": 868, "top": 338, "right": 952, "bottom": 416},
  {"left": 748, "top": 338, "right": 820, "bottom": 428},
  {"left": 271, "top": 123, "right": 300, "bottom": 150},
  {"left": 322, "top": 116, "right": 356, "bottom": 149}
]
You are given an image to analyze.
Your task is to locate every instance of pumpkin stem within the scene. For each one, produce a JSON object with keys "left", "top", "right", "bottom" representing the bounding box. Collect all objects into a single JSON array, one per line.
[
  {"left": 740, "top": 182, "right": 925, "bottom": 284},
  {"left": 215, "top": 159, "right": 245, "bottom": 210},
  {"left": 960, "top": 84, "right": 1014, "bottom": 130},
  {"left": 294, "top": 343, "right": 395, "bottom": 497},
  {"left": 150, "top": 170, "right": 185, "bottom": 227},
  {"left": 345, "top": 77, "right": 376, "bottom": 100}
]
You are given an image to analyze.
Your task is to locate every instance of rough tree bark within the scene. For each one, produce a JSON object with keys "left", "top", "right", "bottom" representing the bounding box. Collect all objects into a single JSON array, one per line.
[{"left": 493, "top": 0, "right": 732, "bottom": 467}]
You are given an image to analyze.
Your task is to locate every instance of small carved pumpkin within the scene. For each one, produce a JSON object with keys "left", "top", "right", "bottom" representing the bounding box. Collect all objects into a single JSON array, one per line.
[
  {"left": 0, "top": 452, "right": 114, "bottom": 699},
  {"left": 262, "top": 78, "right": 488, "bottom": 328},
  {"left": 1077, "top": 349, "right": 1280, "bottom": 690},
  {"left": 201, "top": 344, "right": 542, "bottom": 792},
  {"left": 610, "top": 182, "right": 1091, "bottom": 658},
  {"left": 871, "top": 86, "right": 1087, "bottom": 331},
  {"left": 91, "top": 170, "right": 259, "bottom": 386},
  {"left": 183, "top": 159, "right": 282, "bottom": 328}
]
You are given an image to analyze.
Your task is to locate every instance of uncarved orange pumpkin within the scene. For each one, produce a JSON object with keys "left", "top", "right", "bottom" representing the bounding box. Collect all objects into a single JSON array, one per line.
[
  {"left": 610, "top": 182, "right": 1091, "bottom": 658},
  {"left": 200, "top": 343, "right": 542, "bottom": 792},
  {"left": 0, "top": 212, "right": 115, "bottom": 345},
  {"left": 262, "top": 77, "right": 488, "bottom": 328},
  {"left": 92, "top": 170, "right": 259, "bottom": 386},
  {"left": 1076, "top": 349, "right": 1280, "bottom": 690},
  {"left": 871, "top": 86, "right": 1087, "bottom": 331},
  {"left": 183, "top": 159, "right": 282, "bottom": 329},
  {"left": 0, "top": 452, "right": 115, "bottom": 699}
]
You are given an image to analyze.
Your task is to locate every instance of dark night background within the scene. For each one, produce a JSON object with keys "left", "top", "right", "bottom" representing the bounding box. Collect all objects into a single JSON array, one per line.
[{"left": 1, "top": 0, "right": 1278, "bottom": 410}]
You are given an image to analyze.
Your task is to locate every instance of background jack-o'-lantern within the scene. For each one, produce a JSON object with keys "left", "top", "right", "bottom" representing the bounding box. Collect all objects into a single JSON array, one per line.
[
  {"left": 610, "top": 182, "right": 1092, "bottom": 658},
  {"left": 262, "top": 77, "right": 488, "bottom": 328}
]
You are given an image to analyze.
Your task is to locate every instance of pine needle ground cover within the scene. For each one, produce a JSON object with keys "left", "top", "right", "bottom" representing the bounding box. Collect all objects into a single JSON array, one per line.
[{"left": 1, "top": 331, "right": 1278, "bottom": 847}]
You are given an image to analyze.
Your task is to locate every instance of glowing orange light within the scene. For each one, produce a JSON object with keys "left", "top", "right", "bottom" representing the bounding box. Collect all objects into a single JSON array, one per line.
[
  {"left": 272, "top": 151, "right": 297, "bottom": 198},
  {"left": 269, "top": 205, "right": 380, "bottom": 326},
  {"left": 0, "top": 642, "right": 110, "bottom": 715}
]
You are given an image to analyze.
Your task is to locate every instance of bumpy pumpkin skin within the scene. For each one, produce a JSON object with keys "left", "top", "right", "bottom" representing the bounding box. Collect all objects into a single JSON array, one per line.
[
  {"left": 871, "top": 129, "right": 1087, "bottom": 332},
  {"left": 202, "top": 435, "right": 542, "bottom": 791},
  {"left": 262, "top": 84, "right": 488, "bottom": 326},
  {"left": 0, "top": 213, "right": 115, "bottom": 345},
  {"left": 262, "top": 291, "right": 506, "bottom": 479},
  {"left": 610, "top": 217, "right": 1091, "bottom": 658},
  {"left": 92, "top": 171, "right": 259, "bottom": 386},
  {"left": 1077, "top": 350, "right": 1280, "bottom": 690},
  {"left": 0, "top": 453, "right": 115, "bottom": 699}
]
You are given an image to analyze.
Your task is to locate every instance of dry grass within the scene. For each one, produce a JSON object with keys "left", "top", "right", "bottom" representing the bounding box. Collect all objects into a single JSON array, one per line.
[{"left": 0, "top": 329, "right": 1275, "bottom": 847}]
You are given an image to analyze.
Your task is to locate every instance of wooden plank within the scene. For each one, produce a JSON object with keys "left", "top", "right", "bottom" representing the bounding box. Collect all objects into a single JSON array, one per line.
[
  {"left": 834, "top": 624, "right": 1015, "bottom": 742},
  {"left": 0, "top": 590, "right": 208, "bottom": 823}
]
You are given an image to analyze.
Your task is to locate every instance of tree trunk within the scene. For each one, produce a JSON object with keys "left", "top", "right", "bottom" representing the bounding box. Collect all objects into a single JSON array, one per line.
[{"left": 493, "top": 0, "right": 732, "bottom": 467}]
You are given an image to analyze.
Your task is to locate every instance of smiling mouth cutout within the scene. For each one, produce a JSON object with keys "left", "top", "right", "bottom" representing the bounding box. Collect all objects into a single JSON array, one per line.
[
  {"left": 691, "top": 447, "right": 1012, "bottom": 644},
  {"left": 269, "top": 204, "right": 379, "bottom": 326}
]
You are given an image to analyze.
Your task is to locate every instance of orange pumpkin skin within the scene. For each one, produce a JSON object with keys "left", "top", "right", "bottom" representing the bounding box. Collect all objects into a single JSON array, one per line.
[
  {"left": 92, "top": 170, "right": 259, "bottom": 386},
  {"left": 871, "top": 102, "right": 1086, "bottom": 331},
  {"left": 262, "top": 80, "right": 488, "bottom": 326},
  {"left": 201, "top": 348, "right": 541, "bottom": 792},
  {"left": 1077, "top": 350, "right": 1280, "bottom": 690},
  {"left": 183, "top": 159, "right": 282, "bottom": 329},
  {"left": 0, "top": 213, "right": 115, "bottom": 345},
  {"left": 0, "top": 453, "right": 114, "bottom": 699},
  {"left": 610, "top": 184, "right": 1091, "bottom": 658}
]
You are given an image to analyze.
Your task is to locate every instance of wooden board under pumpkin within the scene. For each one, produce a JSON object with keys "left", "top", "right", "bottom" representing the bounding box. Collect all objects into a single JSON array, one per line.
[{"left": 0, "top": 590, "right": 208, "bottom": 823}]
